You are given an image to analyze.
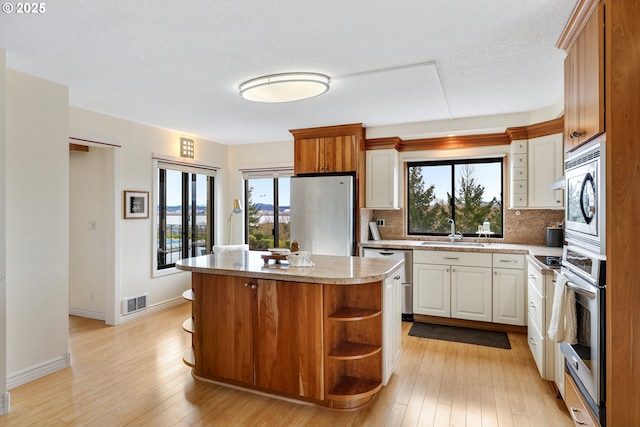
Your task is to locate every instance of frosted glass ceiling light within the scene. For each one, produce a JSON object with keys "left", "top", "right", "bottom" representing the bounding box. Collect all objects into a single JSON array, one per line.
[{"left": 239, "top": 72, "right": 330, "bottom": 103}]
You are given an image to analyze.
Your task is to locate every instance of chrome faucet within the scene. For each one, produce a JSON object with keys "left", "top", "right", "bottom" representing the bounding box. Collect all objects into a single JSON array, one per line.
[{"left": 448, "top": 218, "right": 463, "bottom": 242}]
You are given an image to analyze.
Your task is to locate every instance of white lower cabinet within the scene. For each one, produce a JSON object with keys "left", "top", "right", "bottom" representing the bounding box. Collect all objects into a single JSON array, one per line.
[
  {"left": 413, "top": 263, "right": 450, "bottom": 317},
  {"left": 382, "top": 270, "right": 402, "bottom": 386},
  {"left": 526, "top": 259, "right": 558, "bottom": 381},
  {"left": 527, "top": 312, "right": 545, "bottom": 372},
  {"left": 451, "top": 266, "right": 492, "bottom": 322},
  {"left": 413, "top": 251, "right": 492, "bottom": 320},
  {"left": 493, "top": 254, "right": 525, "bottom": 326},
  {"left": 413, "top": 250, "right": 525, "bottom": 326},
  {"left": 555, "top": 341, "right": 565, "bottom": 398}
]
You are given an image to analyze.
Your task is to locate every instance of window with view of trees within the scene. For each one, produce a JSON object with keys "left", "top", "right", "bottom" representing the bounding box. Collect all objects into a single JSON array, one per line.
[
  {"left": 243, "top": 174, "right": 291, "bottom": 250},
  {"left": 407, "top": 158, "right": 503, "bottom": 237}
]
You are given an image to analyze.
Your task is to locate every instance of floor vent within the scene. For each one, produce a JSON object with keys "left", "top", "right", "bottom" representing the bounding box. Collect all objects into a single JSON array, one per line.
[{"left": 121, "top": 293, "right": 149, "bottom": 315}]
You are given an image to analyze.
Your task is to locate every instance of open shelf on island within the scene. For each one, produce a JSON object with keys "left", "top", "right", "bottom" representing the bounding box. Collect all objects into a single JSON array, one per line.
[
  {"left": 183, "top": 347, "right": 195, "bottom": 368},
  {"left": 329, "top": 306, "right": 381, "bottom": 321},
  {"left": 329, "top": 341, "right": 381, "bottom": 360},
  {"left": 182, "top": 289, "right": 194, "bottom": 301},
  {"left": 327, "top": 375, "right": 382, "bottom": 402},
  {"left": 182, "top": 318, "right": 194, "bottom": 333}
]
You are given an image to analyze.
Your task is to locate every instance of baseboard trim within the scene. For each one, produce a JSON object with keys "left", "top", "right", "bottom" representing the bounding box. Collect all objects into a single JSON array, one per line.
[
  {"left": 69, "top": 307, "right": 106, "bottom": 321},
  {"left": 0, "top": 392, "right": 9, "bottom": 415},
  {"left": 69, "top": 296, "right": 187, "bottom": 324},
  {"left": 7, "top": 352, "right": 71, "bottom": 390},
  {"left": 117, "top": 296, "right": 186, "bottom": 324}
]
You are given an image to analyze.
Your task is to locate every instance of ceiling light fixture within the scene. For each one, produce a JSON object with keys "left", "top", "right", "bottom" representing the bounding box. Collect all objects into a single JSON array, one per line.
[{"left": 239, "top": 72, "right": 330, "bottom": 103}]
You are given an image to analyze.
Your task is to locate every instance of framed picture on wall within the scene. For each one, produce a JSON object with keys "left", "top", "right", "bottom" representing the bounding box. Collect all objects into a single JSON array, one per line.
[{"left": 124, "top": 190, "right": 149, "bottom": 219}]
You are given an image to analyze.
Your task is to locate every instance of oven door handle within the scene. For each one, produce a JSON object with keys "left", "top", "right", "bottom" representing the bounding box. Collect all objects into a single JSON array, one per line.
[{"left": 566, "top": 281, "right": 596, "bottom": 299}]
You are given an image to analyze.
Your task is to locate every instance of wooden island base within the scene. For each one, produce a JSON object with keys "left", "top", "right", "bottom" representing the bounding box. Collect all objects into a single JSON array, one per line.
[{"left": 176, "top": 251, "right": 403, "bottom": 410}]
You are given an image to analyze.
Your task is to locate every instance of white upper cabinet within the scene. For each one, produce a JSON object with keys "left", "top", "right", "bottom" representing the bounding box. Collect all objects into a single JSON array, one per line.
[
  {"left": 366, "top": 149, "right": 398, "bottom": 209},
  {"left": 528, "top": 134, "right": 564, "bottom": 208},
  {"left": 509, "top": 140, "right": 528, "bottom": 208},
  {"left": 509, "top": 134, "right": 564, "bottom": 209}
]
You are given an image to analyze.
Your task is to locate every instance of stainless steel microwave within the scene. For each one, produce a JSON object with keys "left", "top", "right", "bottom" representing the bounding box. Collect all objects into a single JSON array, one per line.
[{"left": 564, "top": 142, "right": 605, "bottom": 254}]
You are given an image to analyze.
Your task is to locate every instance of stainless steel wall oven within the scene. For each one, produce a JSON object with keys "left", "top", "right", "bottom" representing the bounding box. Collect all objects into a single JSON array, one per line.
[{"left": 560, "top": 244, "right": 606, "bottom": 426}]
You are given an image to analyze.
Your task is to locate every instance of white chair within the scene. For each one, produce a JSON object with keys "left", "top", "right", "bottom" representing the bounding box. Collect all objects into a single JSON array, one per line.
[{"left": 212, "top": 244, "right": 249, "bottom": 254}]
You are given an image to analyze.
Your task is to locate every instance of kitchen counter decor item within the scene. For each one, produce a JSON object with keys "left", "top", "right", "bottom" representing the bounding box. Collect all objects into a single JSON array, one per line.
[{"left": 287, "top": 251, "right": 314, "bottom": 267}]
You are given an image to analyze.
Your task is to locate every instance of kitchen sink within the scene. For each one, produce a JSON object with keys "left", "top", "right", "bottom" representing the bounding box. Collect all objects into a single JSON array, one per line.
[{"left": 421, "top": 241, "right": 485, "bottom": 248}]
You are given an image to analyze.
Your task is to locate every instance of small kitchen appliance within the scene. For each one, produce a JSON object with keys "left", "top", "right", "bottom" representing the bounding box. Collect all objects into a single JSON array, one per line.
[
  {"left": 564, "top": 142, "right": 605, "bottom": 254},
  {"left": 546, "top": 227, "right": 563, "bottom": 247}
]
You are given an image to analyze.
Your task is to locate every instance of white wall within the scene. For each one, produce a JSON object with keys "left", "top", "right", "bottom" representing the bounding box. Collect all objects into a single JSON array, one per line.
[
  {"left": 69, "top": 107, "right": 229, "bottom": 320},
  {"left": 0, "top": 49, "right": 8, "bottom": 414},
  {"left": 5, "top": 70, "right": 70, "bottom": 389},
  {"left": 69, "top": 147, "right": 108, "bottom": 318}
]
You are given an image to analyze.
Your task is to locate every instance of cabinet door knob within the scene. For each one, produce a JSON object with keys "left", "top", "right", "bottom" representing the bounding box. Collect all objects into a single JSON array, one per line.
[
  {"left": 244, "top": 283, "right": 249, "bottom": 288},
  {"left": 251, "top": 284, "right": 258, "bottom": 289},
  {"left": 569, "top": 131, "right": 582, "bottom": 139}
]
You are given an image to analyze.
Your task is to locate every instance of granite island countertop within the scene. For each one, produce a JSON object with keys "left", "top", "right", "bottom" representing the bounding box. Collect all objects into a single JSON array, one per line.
[{"left": 176, "top": 250, "right": 403, "bottom": 284}]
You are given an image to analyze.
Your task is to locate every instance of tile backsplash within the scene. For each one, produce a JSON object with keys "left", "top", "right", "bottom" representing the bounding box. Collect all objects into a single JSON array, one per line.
[{"left": 362, "top": 208, "right": 564, "bottom": 246}]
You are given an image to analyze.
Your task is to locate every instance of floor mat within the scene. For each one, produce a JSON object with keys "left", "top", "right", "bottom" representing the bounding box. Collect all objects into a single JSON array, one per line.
[{"left": 408, "top": 322, "right": 511, "bottom": 349}]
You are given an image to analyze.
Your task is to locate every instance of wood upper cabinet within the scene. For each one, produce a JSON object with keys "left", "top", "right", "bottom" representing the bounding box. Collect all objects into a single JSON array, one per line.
[
  {"left": 294, "top": 135, "right": 358, "bottom": 174},
  {"left": 561, "top": 1, "right": 604, "bottom": 152},
  {"left": 291, "top": 124, "right": 364, "bottom": 175},
  {"left": 192, "top": 273, "right": 324, "bottom": 400}
]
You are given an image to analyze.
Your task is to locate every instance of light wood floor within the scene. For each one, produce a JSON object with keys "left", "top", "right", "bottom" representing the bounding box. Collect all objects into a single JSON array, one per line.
[{"left": 0, "top": 303, "right": 572, "bottom": 426}]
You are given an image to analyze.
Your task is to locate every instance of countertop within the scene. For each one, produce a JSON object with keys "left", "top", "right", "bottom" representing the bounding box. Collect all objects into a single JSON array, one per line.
[
  {"left": 359, "top": 239, "right": 563, "bottom": 274},
  {"left": 359, "top": 239, "right": 563, "bottom": 256},
  {"left": 176, "top": 250, "right": 404, "bottom": 285}
]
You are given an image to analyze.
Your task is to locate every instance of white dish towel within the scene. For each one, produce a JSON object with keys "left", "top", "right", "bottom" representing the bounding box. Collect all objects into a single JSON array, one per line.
[{"left": 548, "top": 273, "right": 578, "bottom": 344}]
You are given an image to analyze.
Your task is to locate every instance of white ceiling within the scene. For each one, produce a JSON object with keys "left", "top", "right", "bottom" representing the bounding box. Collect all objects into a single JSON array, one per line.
[{"left": 0, "top": 0, "right": 577, "bottom": 145}]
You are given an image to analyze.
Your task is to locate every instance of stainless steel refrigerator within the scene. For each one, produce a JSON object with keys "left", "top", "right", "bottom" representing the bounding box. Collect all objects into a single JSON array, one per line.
[{"left": 289, "top": 175, "right": 355, "bottom": 256}]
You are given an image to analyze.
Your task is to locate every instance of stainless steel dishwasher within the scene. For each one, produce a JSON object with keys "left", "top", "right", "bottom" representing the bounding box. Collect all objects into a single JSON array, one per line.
[{"left": 362, "top": 247, "right": 413, "bottom": 322}]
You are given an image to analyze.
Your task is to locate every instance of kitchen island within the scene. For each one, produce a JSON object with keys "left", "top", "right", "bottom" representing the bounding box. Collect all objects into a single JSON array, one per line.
[{"left": 176, "top": 250, "right": 403, "bottom": 409}]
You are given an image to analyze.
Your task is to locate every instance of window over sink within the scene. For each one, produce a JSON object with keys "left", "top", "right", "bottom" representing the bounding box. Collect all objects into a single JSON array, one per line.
[{"left": 407, "top": 158, "right": 504, "bottom": 237}]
